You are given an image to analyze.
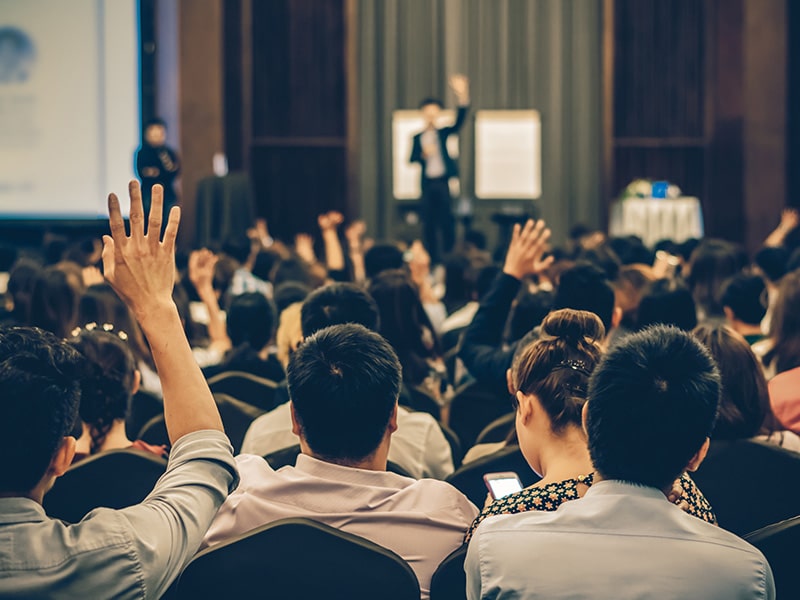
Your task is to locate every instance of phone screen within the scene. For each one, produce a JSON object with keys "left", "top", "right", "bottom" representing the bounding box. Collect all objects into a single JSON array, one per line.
[{"left": 485, "top": 474, "right": 523, "bottom": 499}]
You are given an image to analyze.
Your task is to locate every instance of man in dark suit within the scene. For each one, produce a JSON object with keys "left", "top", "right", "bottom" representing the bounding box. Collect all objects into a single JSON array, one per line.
[{"left": 410, "top": 75, "right": 470, "bottom": 264}]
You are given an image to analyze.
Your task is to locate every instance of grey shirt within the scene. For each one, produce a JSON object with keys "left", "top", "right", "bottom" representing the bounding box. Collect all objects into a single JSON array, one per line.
[{"left": 0, "top": 430, "right": 238, "bottom": 599}]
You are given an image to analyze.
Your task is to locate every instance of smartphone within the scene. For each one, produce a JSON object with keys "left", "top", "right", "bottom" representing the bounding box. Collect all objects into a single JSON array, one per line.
[{"left": 483, "top": 471, "right": 523, "bottom": 500}]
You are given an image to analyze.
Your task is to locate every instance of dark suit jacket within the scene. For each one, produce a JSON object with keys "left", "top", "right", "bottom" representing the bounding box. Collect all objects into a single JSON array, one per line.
[{"left": 410, "top": 105, "right": 469, "bottom": 183}]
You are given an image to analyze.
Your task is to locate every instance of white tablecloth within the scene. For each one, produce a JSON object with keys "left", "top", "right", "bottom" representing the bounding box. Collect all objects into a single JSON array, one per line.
[{"left": 609, "top": 197, "right": 704, "bottom": 247}]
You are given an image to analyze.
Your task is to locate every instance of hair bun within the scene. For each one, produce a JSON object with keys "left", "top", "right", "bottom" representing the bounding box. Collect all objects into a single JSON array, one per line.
[{"left": 542, "top": 309, "right": 605, "bottom": 344}]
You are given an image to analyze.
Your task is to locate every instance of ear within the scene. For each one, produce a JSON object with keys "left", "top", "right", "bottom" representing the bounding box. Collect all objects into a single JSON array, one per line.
[
  {"left": 132, "top": 370, "right": 141, "bottom": 395},
  {"left": 49, "top": 437, "right": 76, "bottom": 478},
  {"left": 611, "top": 306, "right": 623, "bottom": 330},
  {"left": 581, "top": 401, "right": 590, "bottom": 437},
  {"left": 722, "top": 306, "right": 735, "bottom": 324},
  {"left": 506, "top": 369, "right": 515, "bottom": 396},
  {"left": 685, "top": 437, "right": 710, "bottom": 472},
  {"left": 516, "top": 391, "right": 535, "bottom": 425},
  {"left": 289, "top": 401, "right": 302, "bottom": 437},
  {"left": 387, "top": 403, "right": 399, "bottom": 435}
]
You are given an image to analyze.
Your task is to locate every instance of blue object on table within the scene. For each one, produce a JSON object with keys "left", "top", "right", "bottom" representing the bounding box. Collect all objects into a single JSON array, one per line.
[{"left": 652, "top": 181, "right": 669, "bottom": 199}]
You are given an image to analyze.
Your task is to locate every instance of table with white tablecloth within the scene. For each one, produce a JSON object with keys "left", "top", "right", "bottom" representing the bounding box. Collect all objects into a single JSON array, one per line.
[{"left": 609, "top": 197, "right": 704, "bottom": 247}]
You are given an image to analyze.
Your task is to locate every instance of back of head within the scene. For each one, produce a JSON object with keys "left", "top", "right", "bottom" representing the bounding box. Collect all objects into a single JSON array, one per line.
[
  {"left": 0, "top": 327, "right": 83, "bottom": 494},
  {"left": 273, "top": 281, "right": 312, "bottom": 316},
  {"left": 720, "top": 274, "right": 767, "bottom": 326},
  {"left": 765, "top": 270, "right": 800, "bottom": 374},
  {"left": 301, "top": 283, "right": 380, "bottom": 337},
  {"left": 287, "top": 323, "right": 401, "bottom": 464},
  {"left": 364, "top": 244, "right": 404, "bottom": 280},
  {"left": 7, "top": 258, "right": 41, "bottom": 323},
  {"left": 507, "top": 288, "right": 555, "bottom": 343},
  {"left": 222, "top": 235, "right": 253, "bottom": 266},
  {"left": 554, "top": 263, "right": 615, "bottom": 333},
  {"left": 615, "top": 264, "right": 657, "bottom": 329},
  {"left": 227, "top": 292, "right": 275, "bottom": 350},
  {"left": 587, "top": 325, "right": 720, "bottom": 489},
  {"left": 68, "top": 327, "right": 137, "bottom": 452},
  {"left": 512, "top": 309, "right": 605, "bottom": 433},
  {"left": 637, "top": 278, "right": 697, "bottom": 331},
  {"left": 755, "top": 246, "right": 789, "bottom": 284},
  {"left": 608, "top": 236, "right": 655, "bottom": 266},
  {"left": 272, "top": 257, "right": 315, "bottom": 289},
  {"left": 692, "top": 324, "right": 769, "bottom": 440},
  {"left": 687, "top": 239, "right": 745, "bottom": 318},
  {"left": 29, "top": 265, "right": 82, "bottom": 339}
]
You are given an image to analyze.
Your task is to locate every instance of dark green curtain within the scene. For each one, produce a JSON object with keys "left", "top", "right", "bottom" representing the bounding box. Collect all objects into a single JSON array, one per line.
[{"left": 355, "top": 0, "right": 603, "bottom": 247}]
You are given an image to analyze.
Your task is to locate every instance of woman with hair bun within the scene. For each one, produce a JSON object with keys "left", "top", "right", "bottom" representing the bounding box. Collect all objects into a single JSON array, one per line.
[
  {"left": 68, "top": 325, "right": 167, "bottom": 461},
  {"left": 466, "top": 309, "right": 714, "bottom": 540}
]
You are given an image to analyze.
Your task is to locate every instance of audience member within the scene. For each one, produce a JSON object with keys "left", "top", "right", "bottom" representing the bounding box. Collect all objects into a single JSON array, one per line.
[
  {"left": 720, "top": 274, "right": 768, "bottom": 345},
  {"left": 364, "top": 243, "right": 404, "bottom": 280},
  {"left": 686, "top": 239, "right": 745, "bottom": 321},
  {"left": 466, "top": 325, "right": 774, "bottom": 599},
  {"left": 1, "top": 258, "right": 41, "bottom": 327},
  {"left": 636, "top": 278, "right": 698, "bottom": 331},
  {"left": 0, "top": 182, "right": 237, "bottom": 597},
  {"left": 28, "top": 264, "right": 83, "bottom": 339},
  {"left": 753, "top": 269, "right": 800, "bottom": 378},
  {"left": 206, "top": 323, "right": 477, "bottom": 598}
]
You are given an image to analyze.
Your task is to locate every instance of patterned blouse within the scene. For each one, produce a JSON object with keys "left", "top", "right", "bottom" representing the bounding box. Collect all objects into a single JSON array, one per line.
[{"left": 465, "top": 472, "right": 716, "bottom": 542}]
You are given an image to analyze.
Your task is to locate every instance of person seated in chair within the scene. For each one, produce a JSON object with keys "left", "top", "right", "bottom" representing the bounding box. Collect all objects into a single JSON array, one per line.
[
  {"left": 465, "top": 325, "right": 774, "bottom": 599},
  {"left": 205, "top": 323, "right": 478, "bottom": 598},
  {"left": 241, "top": 283, "right": 455, "bottom": 479}
]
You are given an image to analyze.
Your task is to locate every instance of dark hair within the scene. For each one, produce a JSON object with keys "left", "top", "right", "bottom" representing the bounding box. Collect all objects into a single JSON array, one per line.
[
  {"left": 364, "top": 244, "right": 404, "bottom": 280},
  {"left": 687, "top": 239, "right": 746, "bottom": 318},
  {"left": 6, "top": 258, "right": 41, "bottom": 324},
  {"left": 692, "top": 324, "right": 770, "bottom": 440},
  {"left": 764, "top": 270, "right": 800, "bottom": 374},
  {"left": 419, "top": 97, "right": 444, "bottom": 109},
  {"left": 369, "top": 269, "right": 442, "bottom": 386},
  {"left": 227, "top": 292, "right": 275, "bottom": 350},
  {"left": 507, "top": 289, "right": 555, "bottom": 343},
  {"left": 720, "top": 274, "right": 767, "bottom": 326},
  {"left": 575, "top": 245, "right": 621, "bottom": 281},
  {"left": 608, "top": 236, "right": 655, "bottom": 266},
  {"left": 144, "top": 117, "right": 167, "bottom": 130},
  {"left": 614, "top": 264, "right": 656, "bottom": 329},
  {"left": 553, "top": 263, "right": 615, "bottom": 333},
  {"left": 512, "top": 310, "right": 604, "bottom": 433},
  {"left": 252, "top": 249, "right": 282, "bottom": 283},
  {"left": 274, "top": 281, "right": 312, "bottom": 316},
  {"left": 68, "top": 328, "right": 137, "bottom": 453},
  {"left": 0, "top": 327, "right": 83, "bottom": 493},
  {"left": 755, "top": 246, "right": 789, "bottom": 283},
  {"left": 29, "top": 265, "right": 83, "bottom": 339},
  {"left": 301, "top": 283, "right": 380, "bottom": 337},
  {"left": 587, "top": 325, "right": 720, "bottom": 489},
  {"left": 637, "top": 278, "right": 698, "bottom": 331},
  {"left": 272, "top": 257, "right": 315, "bottom": 288},
  {"left": 475, "top": 265, "right": 501, "bottom": 300},
  {"left": 222, "top": 235, "right": 253, "bottom": 266},
  {"left": 287, "top": 323, "right": 401, "bottom": 463}
]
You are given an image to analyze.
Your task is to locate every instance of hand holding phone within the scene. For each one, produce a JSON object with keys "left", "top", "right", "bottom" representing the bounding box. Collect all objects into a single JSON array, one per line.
[{"left": 483, "top": 471, "right": 523, "bottom": 500}]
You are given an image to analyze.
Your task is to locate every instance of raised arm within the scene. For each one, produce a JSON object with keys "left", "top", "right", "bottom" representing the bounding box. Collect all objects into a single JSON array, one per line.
[
  {"left": 189, "top": 248, "right": 231, "bottom": 355},
  {"left": 318, "top": 211, "right": 346, "bottom": 273},
  {"left": 103, "top": 181, "right": 224, "bottom": 442}
]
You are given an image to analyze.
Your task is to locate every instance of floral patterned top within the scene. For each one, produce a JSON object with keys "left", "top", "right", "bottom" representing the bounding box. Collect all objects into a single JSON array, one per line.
[{"left": 465, "top": 472, "right": 716, "bottom": 542}]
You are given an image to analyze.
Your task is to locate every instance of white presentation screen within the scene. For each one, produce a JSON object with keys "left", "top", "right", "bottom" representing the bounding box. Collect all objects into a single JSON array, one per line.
[{"left": 0, "top": 0, "right": 139, "bottom": 219}]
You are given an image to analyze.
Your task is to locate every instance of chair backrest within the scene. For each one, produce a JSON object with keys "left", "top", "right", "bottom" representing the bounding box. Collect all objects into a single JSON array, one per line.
[
  {"left": 43, "top": 449, "right": 167, "bottom": 523},
  {"left": 125, "top": 389, "right": 163, "bottom": 441},
  {"left": 263, "top": 445, "right": 416, "bottom": 478},
  {"left": 448, "top": 381, "right": 512, "bottom": 450},
  {"left": 439, "top": 421, "right": 464, "bottom": 470},
  {"left": 445, "top": 444, "right": 540, "bottom": 507},
  {"left": 474, "top": 412, "right": 515, "bottom": 446},
  {"left": 137, "top": 414, "right": 169, "bottom": 447},
  {"left": 213, "top": 393, "right": 266, "bottom": 454},
  {"left": 430, "top": 544, "right": 468, "bottom": 600},
  {"left": 691, "top": 439, "right": 800, "bottom": 536},
  {"left": 744, "top": 515, "right": 800, "bottom": 599},
  {"left": 207, "top": 370, "right": 281, "bottom": 412},
  {"left": 170, "top": 518, "right": 420, "bottom": 600},
  {"left": 402, "top": 384, "right": 442, "bottom": 420}
]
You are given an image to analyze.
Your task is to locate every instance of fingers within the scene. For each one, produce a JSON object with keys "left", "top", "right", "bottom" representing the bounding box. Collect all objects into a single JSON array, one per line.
[
  {"left": 101, "top": 235, "right": 116, "bottom": 281},
  {"left": 107, "top": 193, "right": 127, "bottom": 245},
  {"left": 162, "top": 206, "right": 181, "bottom": 253},
  {"left": 148, "top": 185, "right": 164, "bottom": 244},
  {"left": 128, "top": 180, "right": 146, "bottom": 239}
]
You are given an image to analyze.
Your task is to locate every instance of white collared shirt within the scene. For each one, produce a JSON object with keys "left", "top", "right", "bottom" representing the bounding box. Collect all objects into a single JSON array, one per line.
[
  {"left": 466, "top": 479, "right": 774, "bottom": 600},
  {"left": 204, "top": 453, "right": 478, "bottom": 598}
]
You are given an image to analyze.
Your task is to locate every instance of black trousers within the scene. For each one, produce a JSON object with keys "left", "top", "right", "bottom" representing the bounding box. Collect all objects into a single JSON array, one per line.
[{"left": 421, "top": 177, "right": 455, "bottom": 264}]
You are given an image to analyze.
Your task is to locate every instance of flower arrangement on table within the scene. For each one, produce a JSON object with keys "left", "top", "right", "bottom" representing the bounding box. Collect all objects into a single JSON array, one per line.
[{"left": 619, "top": 179, "right": 682, "bottom": 200}]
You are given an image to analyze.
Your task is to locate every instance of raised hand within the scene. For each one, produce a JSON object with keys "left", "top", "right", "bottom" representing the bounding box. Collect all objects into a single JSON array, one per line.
[
  {"left": 345, "top": 220, "right": 367, "bottom": 247},
  {"left": 295, "top": 233, "right": 317, "bottom": 265},
  {"left": 102, "top": 181, "right": 179, "bottom": 318},
  {"left": 188, "top": 248, "right": 218, "bottom": 294},
  {"left": 318, "top": 211, "right": 345, "bottom": 232},
  {"left": 449, "top": 74, "right": 470, "bottom": 102},
  {"left": 780, "top": 208, "right": 799, "bottom": 231},
  {"left": 502, "top": 219, "right": 553, "bottom": 280}
]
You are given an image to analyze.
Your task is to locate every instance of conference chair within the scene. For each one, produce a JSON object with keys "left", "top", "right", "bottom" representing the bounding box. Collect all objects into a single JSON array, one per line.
[
  {"left": 137, "top": 414, "right": 169, "bottom": 448},
  {"left": 744, "top": 515, "right": 800, "bottom": 599},
  {"left": 474, "top": 412, "right": 515, "bottom": 446},
  {"left": 167, "top": 518, "right": 420, "bottom": 600},
  {"left": 263, "top": 445, "right": 415, "bottom": 478},
  {"left": 445, "top": 444, "right": 540, "bottom": 507},
  {"left": 439, "top": 421, "right": 464, "bottom": 469},
  {"left": 448, "top": 381, "right": 511, "bottom": 450},
  {"left": 691, "top": 439, "right": 800, "bottom": 536},
  {"left": 207, "top": 370, "right": 281, "bottom": 412},
  {"left": 125, "top": 389, "right": 162, "bottom": 441},
  {"left": 44, "top": 449, "right": 167, "bottom": 523},
  {"left": 430, "top": 545, "right": 468, "bottom": 600}
]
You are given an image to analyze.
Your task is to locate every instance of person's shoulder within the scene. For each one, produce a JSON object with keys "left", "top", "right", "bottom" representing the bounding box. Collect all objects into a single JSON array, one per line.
[{"left": 404, "top": 478, "right": 479, "bottom": 514}]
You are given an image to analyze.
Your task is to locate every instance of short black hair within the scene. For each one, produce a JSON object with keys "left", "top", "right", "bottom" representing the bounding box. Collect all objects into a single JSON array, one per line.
[
  {"left": 301, "top": 283, "right": 380, "bottom": 337},
  {"left": 222, "top": 235, "right": 253, "bottom": 265},
  {"left": 0, "top": 327, "right": 84, "bottom": 493},
  {"left": 419, "top": 97, "right": 443, "bottom": 109},
  {"left": 720, "top": 274, "right": 767, "bottom": 326},
  {"left": 227, "top": 292, "right": 275, "bottom": 350},
  {"left": 586, "top": 325, "right": 720, "bottom": 490},
  {"left": 637, "top": 278, "right": 698, "bottom": 331},
  {"left": 364, "top": 244, "right": 404, "bottom": 280},
  {"left": 554, "top": 263, "right": 615, "bottom": 333},
  {"left": 144, "top": 117, "right": 167, "bottom": 130},
  {"left": 754, "top": 246, "right": 789, "bottom": 283},
  {"left": 274, "top": 281, "right": 312, "bottom": 316},
  {"left": 287, "top": 323, "right": 401, "bottom": 463}
]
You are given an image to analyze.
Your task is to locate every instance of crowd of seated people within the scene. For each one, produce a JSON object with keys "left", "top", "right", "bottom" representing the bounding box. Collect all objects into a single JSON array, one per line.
[{"left": 0, "top": 180, "right": 797, "bottom": 598}]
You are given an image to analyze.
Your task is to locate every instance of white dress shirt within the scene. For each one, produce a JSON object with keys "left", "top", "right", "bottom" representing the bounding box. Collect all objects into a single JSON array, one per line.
[
  {"left": 466, "top": 479, "right": 774, "bottom": 600},
  {"left": 240, "top": 403, "right": 454, "bottom": 479},
  {"left": 204, "top": 453, "right": 478, "bottom": 598}
]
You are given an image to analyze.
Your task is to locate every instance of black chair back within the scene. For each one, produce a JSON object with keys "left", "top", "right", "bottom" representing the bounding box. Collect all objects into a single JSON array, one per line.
[
  {"left": 445, "top": 444, "right": 540, "bottom": 507},
  {"left": 138, "top": 414, "right": 169, "bottom": 447},
  {"left": 448, "top": 381, "right": 512, "bottom": 450},
  {"left": 44, "top": 449, "right": 167, "bottom": 523},
  {"left": 439, "top": 422, "right": 464, "bottom": 469},
  {"left": 213, "top": 393, "right": 266, "bottom": 454},
  {"left": 207, "top": 370, "right": 281, "bottom": 412},
  {"left": 744, "top": 515, "right": 800, "bottom": 599},
  {"left": 474, "top": 412, "right": 515, "bottom": 446},
  {"left": 430, "top": 545, "right": 468, "bottom": 600},
  {"left": 692, "top": 439, "right": 800, "bottom": 536},
  {"left": 125, "top": 390, "right": 163, "bottom": 441},
  {"left": 169, "top": 518, "right": 420, "bottom": 600}
]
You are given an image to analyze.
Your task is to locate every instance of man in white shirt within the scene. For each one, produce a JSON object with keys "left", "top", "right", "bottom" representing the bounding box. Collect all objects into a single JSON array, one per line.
[
  {"left": 466, "top": 325, "right": 775, "bottom": 600},
  {"left": 241, "top": 282, "right": 455, "bottom": 479},
  {"left": 205, "top": 323, "right": 477, "bottom": 598}
]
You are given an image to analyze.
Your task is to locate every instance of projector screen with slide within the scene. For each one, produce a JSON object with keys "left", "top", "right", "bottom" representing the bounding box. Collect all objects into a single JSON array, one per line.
[{"left": 0, "top": 0, "right": 139, "bottom": 219}]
